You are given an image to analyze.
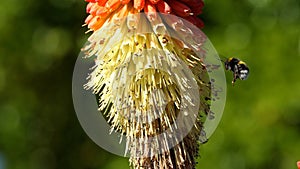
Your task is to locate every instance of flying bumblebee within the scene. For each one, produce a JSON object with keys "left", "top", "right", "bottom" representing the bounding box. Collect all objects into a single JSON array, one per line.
[{"left": 224, "top": 57, "right": 249, "bottom": 85}]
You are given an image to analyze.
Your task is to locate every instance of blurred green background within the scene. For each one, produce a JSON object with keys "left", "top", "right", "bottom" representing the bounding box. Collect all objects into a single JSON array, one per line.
[{"left": 0, "top": 0, "right": 299, "bottom": 169}]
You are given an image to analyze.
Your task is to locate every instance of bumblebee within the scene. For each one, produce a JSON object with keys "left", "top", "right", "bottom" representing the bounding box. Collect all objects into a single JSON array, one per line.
[{"left": 224, "top": 57, "right": 249, "bottom": 85}]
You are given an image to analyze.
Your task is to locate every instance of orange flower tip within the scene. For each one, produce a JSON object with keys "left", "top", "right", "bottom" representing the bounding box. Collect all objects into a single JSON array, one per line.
[
  {"left": 149, "top": 0, "right": 160, "bottom": 4},
  {"left": 120, "top": 0, "right": 131, "bottom": 4},
  {"left": 90, "top": 5, "right": 101, "bottom": 15},
  {"left": 84, "top": 15, "right": 94, "bottom": 24},
  {"left": 88, "top": 16, "right": 100, "bottom": 28},
  {"left": 156, "top": 1, "right": 171, "bottom": 14},
  {"left": 133, "top": 0, "right": 145, "bottom": 11},
  {"left": 189, "top": 0, "right": 204, "bottom": 8},
  {"left": 105, "top": 0, "right": 121, "bottom": 12},
  {"left": 191, "top": 6, "right": 203, "bottom": 15},
  {"left": 167, "top": 0, "right": 191, "bottom": 17},
  {"left": 189, "top": 0, "right": 204, "bottom": 15},
  {"left": 178, "top": 0, "right": 189, "bottom": 2},
  {"left": 97, "top": 0, "right": 108, "bottom": 6},
  {"left": 145, "top": 0, "right": 157, "bottom": 20},
  {"left": 96, "top": 7, "right": 109, "bottom": 16},
  {"left": 86, "top": 3, "right": 93, "bottom": 13},
  {"left": 89, "top": 17, "right": 106, "bottom": 30}
]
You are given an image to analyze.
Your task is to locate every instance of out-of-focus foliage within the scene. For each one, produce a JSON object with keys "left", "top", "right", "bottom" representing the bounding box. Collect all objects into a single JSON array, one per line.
[
  {"left": 198, "top": 0, "right": 300, "bottom": 169},
  {"left": 0, "top": 0, "right": 299, "bottom": 169}
]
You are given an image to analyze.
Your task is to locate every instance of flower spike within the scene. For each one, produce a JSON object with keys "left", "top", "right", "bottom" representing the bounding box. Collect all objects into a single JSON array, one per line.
[{"left": 81, "top": 1, "right": 210, "bottom": 169}]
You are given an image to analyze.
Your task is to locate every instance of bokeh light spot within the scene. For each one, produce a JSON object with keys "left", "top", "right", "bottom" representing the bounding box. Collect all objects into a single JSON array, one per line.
[
  {"left": 32, "top": 26, "right": 71, "bottom": 58},
  {"left": 26, "top": 26, "right": 72, "bottom": 72}
]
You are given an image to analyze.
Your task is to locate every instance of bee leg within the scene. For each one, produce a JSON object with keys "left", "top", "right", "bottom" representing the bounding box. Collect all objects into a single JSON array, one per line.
[{"left": 232, "top": 73, "right": 237, "bottom": 86}]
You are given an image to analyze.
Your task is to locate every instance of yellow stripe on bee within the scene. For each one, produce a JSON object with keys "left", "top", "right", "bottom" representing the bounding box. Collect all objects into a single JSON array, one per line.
[
  {"left": 238, "top": 61, "right": 246, "bottom": 65},
  {"left": 227, "top": 57, "right": 233, "bottom": 62}
]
